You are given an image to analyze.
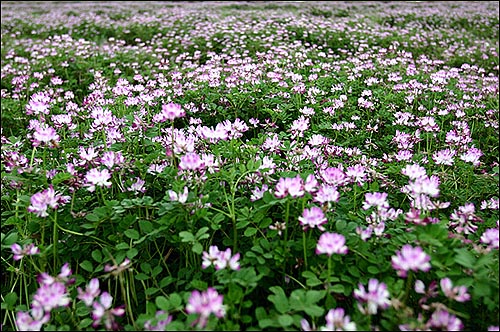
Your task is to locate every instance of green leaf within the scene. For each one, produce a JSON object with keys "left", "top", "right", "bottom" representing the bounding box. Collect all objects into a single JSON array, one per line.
[
  {"left": 268, "top": 286, "right": 289, "bottom": 314},
  {"left": 51, "top": 172, "right": 72, "bottom": 186},
  {"left": 124, "top": 229, "right": 140, "bottom": 240},
  {"left": 139, "top": 220, "right": 153, "bottom": 234},
  {"left": 330, "top": 284, "right": 345, "bottom": 294},
  {"left": 192, "top": 242, "right": 203, "bottom": 254},
  {"left": 473, "top": 281, "right": 491, "bottom": 297},
  {"left": 179, "top": 231, "right": 195, "bottom": 242},
  {"left": 3, "top": 292, "right": 18, "bottom": 310},
  {"left": 80, "top": 260, "right": 93, "bottom": 272},
  {"left": 135, "top": 273, "right": 150, "bottom": 281},
  {"left": 335, "top": 219, "right": 347, "bottom": 231},
  {"left": 127, "top": 248, "right": 138, "bottom": 259},
  {"left": 302, "top": 271, "right": 323, "bottom": 287},
  {"left": 278, "top": 314, "right": 294, "bottom": 327},
  {"left": 304, "top": 305, "right": 325, "bottom": 317},
  {"left": 454, "top": 248, "right": 475, "bottom": 269},
  {"left": 169, "top": 293, "right": 182, "bottom": 309},
  {"left": 2, "top": 232, "right": 18, "bottom": 246},
  {"left": 244, "top": 227, "right": 258, "bottom": 237},
  {"left": 91, "top": 250, "right": 102, "bottom": 263},
  {"left": 155, "top": 296, "right": 170, "bottom": 311}
]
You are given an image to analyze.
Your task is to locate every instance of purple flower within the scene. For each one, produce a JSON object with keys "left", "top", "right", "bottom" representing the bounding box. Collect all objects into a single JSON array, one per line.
[
  {"left": 449, "top": 202, "right": 481, "bottom": 235},
  {"left": 427, "top": 309, "right": 463, "bottom": 331},
  {"left": 37, "top": 262, "right": 74, "bottom": 286},
  {"left": 153, "top": 102, "right": 185, "bottom": 122},
  {"left": 322, "top": 307, "right": 357, "bottom": 331},
  {"left": 362, "top": 192, "right": 389, "bottom": 210},
  {"left": 480, "top": 228, "right": 499, "bottom": 250},
  {"left": 391, "top": 245, "right": 431, "bottom": 277},
  {"left": 346, "top": 164, "right": 367, "bottom": 186},
  {"left": 201, "top": 246, "right": 240, "bottom": 271},
  {"left": 401, "top": 163, "right": 427, "bottom": 180},
  {"left": 274, "top": 175, "right": 304, "bottom": 198},
  {"left": 11, "top": 243, "right": 39, "bottom": 261},
  {"left": 92, "top": 292, "right": 125, "bottom": 330},
  {"left": 299, "top": 206, "right": 328, "bottom": 231},
  {"left": 353, "top": 278, "right": 391, "bottom": 315},
  {"left": 313, "top": 184, "right": 340, "bottom": 204},
  {"left": 84, "top": 168, "right": 112, "bottom": 192},
  {"left": 78, "top": 278, "right": 101, "bottom": 306},
  {"left": 460, "top": 146, "right": 483, "bottom": 166},
  {"left": 144, "top": 310, "right": 172, "bottom": 331},
  {"left": 32, "top": 125, "right": 60, "bottom": 148},
  {"left": 32, "top": 282, "right": 70, "bottom": 312},
  {"left": 28, "top": 185, "right": 68, "bottom": 218},
  {"left": 432, "top": 148, "right": 456, "bottom": 166},
  {"left": 15, "top": 305, "right": 50, "bottom": 331},
  {"left": 316, "top": 232, "right": 348, "bottom": 256},
  {"left": 440, "top": 278, "right": 470, "bottom": 302},
  {"left": 179, "top": 152, "right": 203, "bottom": 171},
  {"left": 186, "top": 288, "right": 225, "bottom": 328},
  {"left": 168, "top": 186, "right": 189, "bottom": 203}
]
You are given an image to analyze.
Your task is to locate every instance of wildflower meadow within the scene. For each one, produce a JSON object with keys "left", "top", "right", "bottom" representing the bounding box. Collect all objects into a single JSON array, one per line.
[{"left": 1, "top": 1, "right": 499, "bottom": 331}]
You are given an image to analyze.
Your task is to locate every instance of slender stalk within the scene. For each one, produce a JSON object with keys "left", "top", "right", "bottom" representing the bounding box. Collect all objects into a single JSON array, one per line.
[{"left": 302, "top": 231, "right": 308, "bottom": 270}]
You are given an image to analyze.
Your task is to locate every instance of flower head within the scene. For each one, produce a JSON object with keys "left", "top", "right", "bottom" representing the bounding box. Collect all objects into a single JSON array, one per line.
[
  {"left": 353, "top": 278, "right": 391, "bottom": 315},
  {"left": 11, "top": 243, "right": 39, "bottom": 261},
  {"left": 391, "top": 245, "right": 431, "bottom": 277},
  {"left": 84, "top": 168, "right": 112, "bottom": 192},
  {"left": 299, "top": 206, "right": 328, "bottom": 231},
  {"left": 316, "top": 232, "right": 348, "bottom": 256},
  {"left": 186, "top": 288, "right": 225, "bottom": 328}
]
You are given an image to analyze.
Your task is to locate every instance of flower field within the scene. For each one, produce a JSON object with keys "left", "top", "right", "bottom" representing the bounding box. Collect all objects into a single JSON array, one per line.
[{"left": 1, "top": 1, "right": 499, "bottom": 330}]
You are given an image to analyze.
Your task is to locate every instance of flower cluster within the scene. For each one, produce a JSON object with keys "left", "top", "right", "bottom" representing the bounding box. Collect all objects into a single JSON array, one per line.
[
  {"left": 201, "top": 246, "right": 240, "bottom": 270},
  {"left": 186, "top": 287, "right": 226, "bottom": 328}
]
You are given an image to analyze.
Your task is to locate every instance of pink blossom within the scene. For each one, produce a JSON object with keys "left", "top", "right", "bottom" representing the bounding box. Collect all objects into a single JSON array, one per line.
[
  {"left": 186, "top": 288, "right": 225, "bottom": 328},
  {"left": 391, "top": 245, "right": 431, "bottom": 277},
  {"left": 299, "top": 206, "right": 328, "bottom": 231},
  {"left": 353, "top": 278, "right": 391, "bottom": 315},
  {"left": 316, "top": 232, "right": 348, "bottom": 256}
]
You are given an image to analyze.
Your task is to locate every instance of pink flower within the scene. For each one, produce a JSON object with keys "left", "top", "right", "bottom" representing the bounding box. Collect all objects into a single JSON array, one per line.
[
  {"left": 16, "top": 306, "right": 50, "bottom": 331},
  {"left": 28, "top": 185, "right": 68, "bottom": 218},
  {"left": 186, "top": 288, "right": 225, "bottom": 328},
  {"left": 144, "top": 310, "right": 172, "bottom": 331},
  {"left": 84, "top": 168, "right": 112, "bottom": 192},
  {"left": 78, "top": 278, "right": 101, "bottom": 306},
  {"left": 427, "top": 309, "right": 463, "bottom": 331},
  {"left": 449, "top": 202, "right": 482, "bottom": 235},
  {"left": 316, "top": 232, "right": 348, "bottom": 256},
  {"left": 153, "top": 102, "right": 185, "bottom": 122},
  {"left": 432, "top": 148, "right": 456, "bottom": 166},
  {"left": 168, "top": 186, "right": 189, "bottom": 203},
  {"left": 313, "top": 184, "right": 340, "bottom": 204},
  {"left": 322, "top": 308, "right": 356, "bottom": 331},
  {"left": 440, "top": 278, "right": 470, "bottom": 302},
  {"left": 391, "top": 245, "right": 431, "bottom": 277},
  {"left": 299, "top": 206, "right": 328, "bottom": 231},
  {"left": 353, "top": 279, "right": 391, "bottom": 315},
  {"left": 11, "top": 243, "right": 39, "bottom": 261},
  {"left": 401, "top": 163, "right": 427, "bottom": 180},
  {"left": 201, "top": 246, "right": 240, "bottom": 271},
  {"left": 362, "top": 192, "right": 389, "bottom": 210},
  {"left": 179, "top": 152, "right": 203, "bottom": 171},
  {"left": 274, "top": 175, "right": 304, "bottom": 198},
  {"left": 92, "top": 292, "right": 125, "bottom": 330},
  {"left": 32, "top": 282, "right": 71, "bottom": 312},
  {"left": 480, "top": 228, "right": 499, "bottom": 250},
  {"left": 33, "top": 125, "right": 60, "bottom": 148}
]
